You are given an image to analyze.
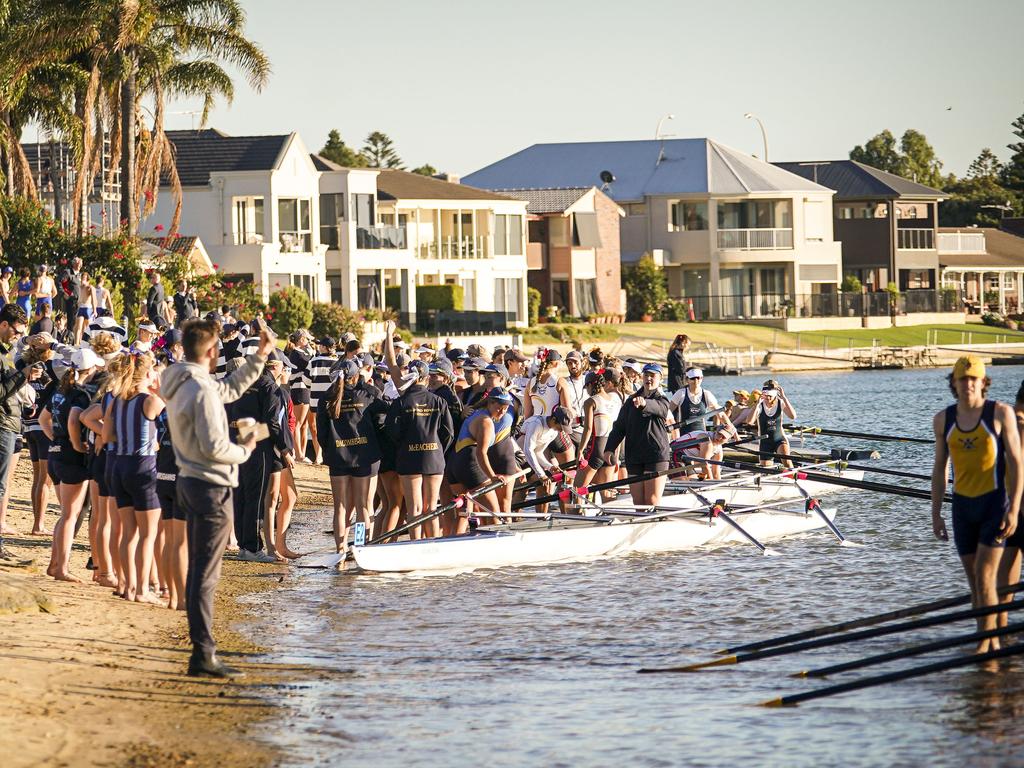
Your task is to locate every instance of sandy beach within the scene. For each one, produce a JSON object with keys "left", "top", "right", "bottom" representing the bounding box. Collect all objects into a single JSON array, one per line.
[{"left": 0, "top": 456, "right": 333, "bottom": 768}]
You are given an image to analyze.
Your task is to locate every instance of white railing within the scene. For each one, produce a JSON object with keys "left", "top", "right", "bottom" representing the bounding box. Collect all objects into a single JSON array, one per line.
[
  {"left": 418, "top": 236, "right": 489, "bottom": 259},
  {"left": 897, "top": 228, "right": 934, "bottom": 250},
  {"left": 937, "top": 231, "right": 986, "bottom": 254},
  {"left": 717, "top": 228, "right": 793, "bottom": 250}
]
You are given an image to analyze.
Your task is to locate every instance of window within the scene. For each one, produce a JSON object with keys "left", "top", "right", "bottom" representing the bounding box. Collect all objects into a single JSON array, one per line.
[
  {"left": 838, "top": 207, "right": 854, "bottom": 220},
  {"left": 319, "top": 193, "right": 344, "bottom": 249},
  {"left": 291, "top": 274, "right": 318, "bottom": 301},
  {"left": 574, "top": 278, "right": 597, "bottom": 316},
  {"left": 551, "top": 279, "right": 569, "bottom": 311},
  {"left": 494, "top": 214, "right": 507, "bottom": 256},
  {"left": 549, "top": 216, "right": 571, "bottom": 247},
  {"left": 494, "top": 277, "right": 522, "bottom": 320},
  {"left": 460, "top": 277, "right": 476, "bottom": 310},
  {"left": 804, "top": 200, "right": 825, "bottom": 241},
  {"left": 1004, "top": 273, "right": 1016, "bottom": 290},
  {"left": 232, "top": 196, "right": 265, "bottom": 245},
  {"left": 573, "top": 213, "right": 602, "bottom": 247},
  {"left": 278, "top": 198, "right": 311, "bottom": 251},
  {"left": 625, "top": 203, "right": 647, "bottom": 216},
  {"left": 492, "top": 214, "right": 523, "bottom": 256},
  {"left": 670, "top": 202, "right": 708, "bottom": 231},
  {"left": 352, "top": 193, "right": 375, "bottom": 228},
  {"left": 356, "top": 273, "right": 381, "bottom": 309}
]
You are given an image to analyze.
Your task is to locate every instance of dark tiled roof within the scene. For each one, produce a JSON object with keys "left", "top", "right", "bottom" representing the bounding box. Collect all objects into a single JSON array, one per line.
[
  {"left": 143, "top": 235, "right": 199, "bottom": 255},
  {"left": 493, "top": 187, "right": 592, "bottom": 214},
  {"left": 374, "top": 169, "right": 514, "bottom": 202},
  {"left": 165, "top": 129, "right": 290, "bottom": 186},
  {"left": 310, "top": 153, "right": 344, "bottom": 171},
  {"left": 773, "top": 160, "right": 944, "bottom": 200}
]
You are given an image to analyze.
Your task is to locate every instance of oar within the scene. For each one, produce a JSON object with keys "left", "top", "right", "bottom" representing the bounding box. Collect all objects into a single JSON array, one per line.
[
  {"left": 682, "top": 481, "right": 779, "bottom": 556},
  {"left": 637, "top": 598, "right": 1024, "bottom": 673},
  {"left": 786, "top": 425, "right": 933, "bottom": 444},
  {"left": 795, "top": 621, "right": 1024, "bottom": 679},
  {"left": 760, "top": 642, "right": 1024, "bottom": 708},
  {"left": 733, "top": 446, "right": 932, "bottom": 482},
  {"left": 718, "top": 582, "right": 1024, "bottom": 655},
  {"left": 368, "top": 470, "right": 528, "bottom": 545},
  {"left": 794, "top": 483, "right": 860, "bottom": 547},
  {"left": 512, "top": 463, "right": 696, "bottom": 512}
]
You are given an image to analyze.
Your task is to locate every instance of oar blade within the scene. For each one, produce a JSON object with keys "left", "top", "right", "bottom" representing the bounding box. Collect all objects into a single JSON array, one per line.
[{"left": 637, "top": 655, "right": 738, "bottom": 674}]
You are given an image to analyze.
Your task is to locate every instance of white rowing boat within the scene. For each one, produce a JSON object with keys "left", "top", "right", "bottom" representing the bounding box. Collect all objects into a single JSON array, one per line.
[{"left": 350, "top": 467, "right": 859, "bottom": 575}]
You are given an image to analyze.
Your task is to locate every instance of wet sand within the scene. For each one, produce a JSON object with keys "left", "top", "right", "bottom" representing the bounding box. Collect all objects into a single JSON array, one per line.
[{"left": 0, "top": 456, "right": 331, "bottom": 768}]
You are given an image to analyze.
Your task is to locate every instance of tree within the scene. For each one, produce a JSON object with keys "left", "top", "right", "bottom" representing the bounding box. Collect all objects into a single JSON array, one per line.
[
  {"left": 967, "top": 148, "right": 1003, "bottom": 180},
  {"left": 623, "top": 256, "right": 667, "bottom": 320},
  {"left": 940, "top": 148, "right": 1016, "bottom": 227},
  {"left": 1002, "top": 109, "right": 1024, "bottom": 194},
  {"left": 850, "top": 130, "right": 902, "bottom": 174},
  {"left": 319, "top": 129, "right": 365, "bottom": 167},
  {"left": 360, "top": 130, "right": 404, "bottom": 169},
  {"left": 411, "top": 164, "right": 437, "bottom": 177},
  {"left": 899, "top": 129, "right": 944, "bottom": 188}
]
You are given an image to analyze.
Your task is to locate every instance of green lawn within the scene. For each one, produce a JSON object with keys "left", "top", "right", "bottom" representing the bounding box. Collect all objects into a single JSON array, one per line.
[{"left": 792, "top": 324, "right": 1024, "bottom": 349}]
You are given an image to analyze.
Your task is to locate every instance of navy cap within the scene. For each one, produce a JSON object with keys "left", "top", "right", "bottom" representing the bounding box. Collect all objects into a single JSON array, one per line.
[
  {"left": 163, "top": 329, "right": 183, "bottom": 346},
  {"left": 484, "top": 363, "right": 509, "bottom": 380},
  {"left": 485, "top": 386, "right": 514, "bottom": 404},
  {"left": 463, "top": 356, "right": 489, "bottom": 371},
  {"left": 408, "top": 359, "right": 429, "bottom": 378},
  {"left": 359, "top": 352, "right": 375, "bottom": 368},
  {"left": 334, "top": 359, "right": 359, "bottom": 379},
  {"left": 318, "top": 336, "right": 336, "bottom": 348},
  {"left": 544, "top": 349, "right": 562, "bottom": 362},
  {"left": 446, "top": 347, "right": 467, "bottom": 362},
  {"left": 642, "top": 362, "right": 664, "bottom": 375},
  {"left": 551, "top": 405, "right": 573, "bottom": 430},
  {"left": 430, "top": 358, "right": 454, "bottom": 378}
]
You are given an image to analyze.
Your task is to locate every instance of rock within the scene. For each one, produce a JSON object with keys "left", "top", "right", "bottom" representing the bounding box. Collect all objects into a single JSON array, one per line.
[{"left": 0, "top": 573, "right": 55, "bottom": 615}]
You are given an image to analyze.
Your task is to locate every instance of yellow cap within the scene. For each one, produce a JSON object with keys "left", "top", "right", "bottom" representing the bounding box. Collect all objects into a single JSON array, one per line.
[{"left": 952, "top": 355, "right": 986, "bottom": 380}]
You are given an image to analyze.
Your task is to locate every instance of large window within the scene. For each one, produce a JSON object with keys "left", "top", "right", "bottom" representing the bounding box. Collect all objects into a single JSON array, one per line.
[
  {"left": 352, "top": 193, "right": 374, "bottom": 228},
  {"left": 319, "top": 193, "right": 344, "bottom": 249},
  {"left": 572, "top": 213, "right": 602, "bottom": 247},
  {"left": 494, "top": 277, "right": 522, "bottom": 319},
  {"left": 574, "top": 278, "right": 597, "bottom": 316},
  {"left": 670, "top": 201, "right": 708, "bottom": 231},
  {"left": 278, "top": 198, "right": 311, "bottom": 251},
  {"left": 291, "top": 273, "right": 318, "bottom": 301},
  {"left": 551, "top": 279, "right": 569, "bottom": 312},
  {"left": 460, "top": 277, "right": 476, "bottom": 310},
  {"left": 717, "top": 200, "right": 792, "bottom": 229},
  {"left": 232, "top": 196, "right": 265, "bottom": 245},
  {"left": 493, "top": 214, "right": 523, "bottom": 256}
]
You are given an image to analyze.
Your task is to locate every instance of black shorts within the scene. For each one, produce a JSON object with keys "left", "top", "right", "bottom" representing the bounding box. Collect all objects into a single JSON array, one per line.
[
  {"left": 92, "top": 449, "right": 110, "bottom": 496},
  {"left": 625, "top": 461, "right": 670, "bottom": 478},
  {"left": 452, "top": 447, "right": 489, "bottom": 489},
  {"left": 157, "top": 478, "right": 184, "bottom": 521},
  {"left": 25, "top": 430, "right": 50, "bottom": 462},
  {"left": 581, "top": 436, "right": 609, "bottom": 469},
  {"left": 487, "top": 438, "right": 519, "bottom": 475},
  {"left": 545, "top": 431, "right": 577, "bottom": 456},
  {"left": 110, "top": 454, "right": 160, "bottom": 510},
  {"left": 760, "top": 437, "right": 789, "bottom": 456},
  {"left": 271, "top": 454, "right": 285, "bottom": 473},
  {"left": 290, "top": 388, "right": 310, "bottom": 406},
  {"left": 952, "top": 490, "right": 1007, "bottom": 556},
  {"left": 329, "top": 461, "right": 379, "bottom": 478},
  {"left": 49, "top": 446, "right": 89, "bottom": 485}
]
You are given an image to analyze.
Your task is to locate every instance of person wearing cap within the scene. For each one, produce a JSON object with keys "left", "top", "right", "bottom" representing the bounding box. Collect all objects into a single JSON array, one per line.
[
  {"left": 466, "top": 343, "right": 486, "bottom": 359},
  {"left": 931, "top": 356, "right": 1022, "bottom": 654},
  {"left": 317, "top": 359, "right": 387, "bottom": 553},
  {"left": 671, "top": 421, "right": 737, "bottom": 480},
  {"left": 622, "top": 358, "right": 644, "bottom": 394},
  {"left": 576, "top": 369, "right": 625, "bottom": 498},
  {"left": 85, "top": 312, "right": 128, "bottom": 347},
  {"left": 285, "top": 330, "right": 315, "bottom": 463},
  {"left": 459, "top": 357, "right": 490, "bottom": 413},
  {"left": 603, "top": 362, "right": 673, "bottom": 507},
  {"left": 564, "top": 351, "right": 588, "bottom": 452},
  {"left": 416, "top": 342, "right": 435, "bottom": 362},
  {"left": 522, "top": 405, "right": 574, "bottom": 499},
  {"left": 305, "top": 336, "right": 339, "bottom": 464},
  {"left": 742, "top": 378, "right": 796, "bottom": 467},
  {"left": 450, "top": 386, "right": 515, "bottom": 532},
  {"left": 669, "top": 366, "right": 723, "bottom": 433},
  {"left": 133, "top": 320, "right": 158, "bottom": 354},
  {"left": 479, "top": 363, "right": 523, "bottom": 520},
  {"left": 384, "top": 340, "right": 453, "bottom": 540},
  {"left": 504, "top": 348, "right": 530, "bottom": 396},
  {"left": 524, "top": 348, "right": 575, "bottom": 466},
  {"left": 39, "top": 345, "right": 104, "bottom": 582}
]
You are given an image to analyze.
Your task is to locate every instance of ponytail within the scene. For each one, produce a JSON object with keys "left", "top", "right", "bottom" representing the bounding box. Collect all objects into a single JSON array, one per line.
[{"left": 58, "top": 367, "right": 80, "bottom": 395}]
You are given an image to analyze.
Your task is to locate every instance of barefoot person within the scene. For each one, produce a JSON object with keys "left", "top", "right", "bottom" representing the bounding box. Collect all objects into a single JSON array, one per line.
[
  {"left": 161, "top": 318, "right": 272, "bottom": 678},
  {"left": 998, "top": 381, "right": 1024, "bottom": 623},
  {"left": 931, "top": 356, "right": 1022, "bottom": 654}
]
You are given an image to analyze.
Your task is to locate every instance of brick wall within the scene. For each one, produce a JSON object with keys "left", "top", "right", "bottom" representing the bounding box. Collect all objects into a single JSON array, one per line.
[{"left": 594, "top": 191, "right": 624, "bottom": 314}]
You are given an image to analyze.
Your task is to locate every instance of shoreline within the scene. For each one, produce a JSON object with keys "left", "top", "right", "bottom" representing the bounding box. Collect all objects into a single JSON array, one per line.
[{"left": 0, "top": 459, "right": 332, "bottom": 768}]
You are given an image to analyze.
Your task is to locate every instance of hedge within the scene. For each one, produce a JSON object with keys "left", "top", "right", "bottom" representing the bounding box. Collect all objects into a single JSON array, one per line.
[{"left": 384, "top": 284, "right": 464, "bottom": 312}]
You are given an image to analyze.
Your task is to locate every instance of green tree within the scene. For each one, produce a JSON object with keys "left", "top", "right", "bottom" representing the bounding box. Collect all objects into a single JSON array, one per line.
[
  {"left": 623, "top": 256, "right": 667, "bottom": 321},
  {"left": 967, "top": 147, "right": 1003, "bottom": 180},
  {"left": 267, "top": 285, "right": 313, "bottom": 336},
  {"left": 850, "top": 130, "right": 902, "bottom": 174},
  {"left": 1002, "top": 109, "right": 1024, "bottom": 194},
  {"left": 360, "top": 130, "right": 404, "bottom": 169},
  {"left": 320, "top": 129, "right": 366, "bottom": 167},
  {"left": 411, "top": 164, "right": 437, "bottom": 177},
  {"left": 898, "top": 129, "right": 944, "bottom": 188}
]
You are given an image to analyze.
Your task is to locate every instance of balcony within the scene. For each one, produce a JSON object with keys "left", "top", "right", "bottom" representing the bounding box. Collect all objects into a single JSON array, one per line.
[
  {"left": 418, "top": 236, "right": 489, "bottom": 260},
  {"left": 717, "top": 228, "right": 793, "bottom": 250},
  {"left": 937, "top": 231, "right": 986, "bottom": 253},
  {"left": 897, "top": 228, "right": 934, "bottom": 250},
  {"left": 279, "top": 231, "right": 312, "bottom": 253},
  {"left": 357, "top": 225, "right": 407, "bottom": 250}
]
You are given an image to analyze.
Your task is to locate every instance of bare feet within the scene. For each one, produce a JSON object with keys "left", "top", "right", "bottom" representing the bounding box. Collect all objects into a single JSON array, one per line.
[
  {"left": 54, "top": 572, "right": 84, "bottom": 584},
  {"left": 135, "top": 592, "right": 166, "bottom": 607},
  {"left": 96, "top": 574, "right": 118, "bottom": 588},
  {"left": 278, "top": 545, "right": 301, "bottom": 559},
  {"left": 1, "top": 527, "right": 18, "bottom": 537},
  {"left": 28, "top": 529, "right": 52, "bottom": 536}
]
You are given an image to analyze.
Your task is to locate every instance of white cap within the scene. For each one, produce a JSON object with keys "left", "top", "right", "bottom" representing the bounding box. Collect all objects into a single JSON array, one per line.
[
  {"left": 761, "top": 388, "right": 778, "bottom": 397},
  {"left": 623, "top": 360, "right": 644, "bottom": 374},
  {"left": 685, "top": 368, "right": 704, "bottom": 379},
  {"left": 138, "top": 321, "right": 158, "bottom": 333},
  {"left": 71, "top": 347, "right": 104, "bottom": 370}
]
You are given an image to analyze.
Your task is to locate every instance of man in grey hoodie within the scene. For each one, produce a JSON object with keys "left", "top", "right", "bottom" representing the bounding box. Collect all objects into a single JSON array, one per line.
[{"left": 161, "top": 317, "right": 274, "bottom": 678}]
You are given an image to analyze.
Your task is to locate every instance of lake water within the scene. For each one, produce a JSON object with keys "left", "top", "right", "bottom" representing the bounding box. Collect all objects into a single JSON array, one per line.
[{"left": 242, "top": 365, "right": 1024, "bottom": 768}]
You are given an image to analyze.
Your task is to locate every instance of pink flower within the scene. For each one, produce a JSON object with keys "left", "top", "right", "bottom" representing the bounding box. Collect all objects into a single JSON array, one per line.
[
  {"left": 212, "top": 263, "right": 219, "bottom": 269},
  {"left": 154, "top": 224, "right": 164, "bottom": 232},
  {"left": 225, "top": 281, "right": 235, "bottom": 289}
]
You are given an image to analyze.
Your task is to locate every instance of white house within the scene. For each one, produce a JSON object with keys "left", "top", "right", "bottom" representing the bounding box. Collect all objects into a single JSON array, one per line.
[{"left": 465, "top": 138, "right": 844, "bottom": 320}]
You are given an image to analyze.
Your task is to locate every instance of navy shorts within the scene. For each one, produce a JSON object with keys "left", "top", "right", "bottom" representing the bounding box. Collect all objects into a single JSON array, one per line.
[
  {"left": 110, "top": 454, "right": 160, "bottom": 510},
  {"left": 92, "top": 448, "right": 110, "bottom": 496},
  {"left": 329, "top": 461, "right": 379, "bottom": 479},
  {"left": 25, "top": 430, "right": 50, "bottom": 462},
  {"left": 952, "top": 490, "right": 1007, "bottom": 556},
  {"left": 487, "top": 438, "right": 519, "bottom": 475},
  {"left": 157, "top": 478, "right": 184, "bottom": 521},
  {"left": 76, "top": 306, "right": 93, "bottom": 320},
  {"left": 48, "top": 446, "right": 89, "bottom": 485},
  {"left": 290, "top": 388, "right": 310, "bottom": 406},
  {"left": 451, "top": 447, "right": 489, "bottom": 489},
  {"left": 582, "top": 436, "right": 609, "bottom": 469},
  {"left": 625, "top": 461, "right": 670, "bottom": 477}
]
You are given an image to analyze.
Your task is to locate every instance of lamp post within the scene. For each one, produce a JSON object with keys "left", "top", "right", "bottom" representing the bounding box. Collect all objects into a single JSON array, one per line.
[
  {"left": 655, "top": 114, "right": 675, "bottom": 139},
  {"left": 744, "top": 113, "right": 768, "bottom": 161}
]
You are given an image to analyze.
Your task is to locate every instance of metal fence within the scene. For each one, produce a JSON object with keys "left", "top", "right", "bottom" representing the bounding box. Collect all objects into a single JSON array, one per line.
[{"left": 677, "top": 289, "right": 962, "bottom": 320}]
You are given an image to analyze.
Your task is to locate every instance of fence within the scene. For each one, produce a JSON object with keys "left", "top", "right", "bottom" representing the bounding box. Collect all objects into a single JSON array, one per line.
[
  {"left": 677, "top": 289, "right": 962, "bottom": 320},
  {"left": 396, "top": 310, "right": 515, "bottom": 334}
]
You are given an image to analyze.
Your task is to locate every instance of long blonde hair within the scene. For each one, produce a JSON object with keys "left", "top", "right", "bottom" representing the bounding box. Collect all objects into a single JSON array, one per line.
[{"left": 110, "top": 352, "right": 156, "bottom": 399}]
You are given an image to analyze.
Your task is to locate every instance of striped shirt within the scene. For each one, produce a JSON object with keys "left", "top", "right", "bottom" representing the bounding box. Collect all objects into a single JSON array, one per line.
[
  {"left": 84, "top": 319, "right": 128, "bottom": 346},
  {"left": 307, "top": 354, "right": 338, "bottom": 410},
  {"left": 215, "top": 335, "right": 258, "bottom": 378},
  {"left": 113, "top": 393, "right": 158, "bottom": 456},
  {"left": 288, "top": 347, "right": 313, "bottom": 390}
]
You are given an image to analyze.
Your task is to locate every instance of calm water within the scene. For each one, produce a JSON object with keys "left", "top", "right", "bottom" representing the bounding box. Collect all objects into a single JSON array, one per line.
[{"left": 242, "top": 365, "right": 1024, "bottom": 768}]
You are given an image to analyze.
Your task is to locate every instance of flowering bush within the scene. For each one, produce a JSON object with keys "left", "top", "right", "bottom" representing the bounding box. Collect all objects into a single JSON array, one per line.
[
  {"left": 310, "top": 302, "right": 364, "bottom": 339},
  {"left": 267, "top": 285, "right": 313, "bottom": 336}
]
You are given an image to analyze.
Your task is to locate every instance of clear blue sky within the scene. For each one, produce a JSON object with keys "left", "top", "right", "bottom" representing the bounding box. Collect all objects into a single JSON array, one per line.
[{"left": 159, "top": 0, "right": 1023, "bottom": 178}]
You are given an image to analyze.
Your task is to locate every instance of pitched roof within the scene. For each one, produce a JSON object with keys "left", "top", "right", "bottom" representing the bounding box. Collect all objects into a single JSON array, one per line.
[
  {"left": 142, "top": 235, "right": 199, "bottom": 255},
  {"left": 310, "top": 153, "right": 345, "bottom": 172},
  {"left": 463, "top": 139, "right": 830, "bottom": 201},
  {"left": 374, "top": 169, "right": 514, "bottom": 202},
  {"left": 165, "top": 129, "right": 291, "bottom": 186},
  {"left": 494, "top": 187, "right": 591, "bottom": 214},
  {"left": 938, "top": 227, "right": 1024, "bottom": 268},
  {"left": 773, "top": 160, "right": 945, "bottom": 200}
]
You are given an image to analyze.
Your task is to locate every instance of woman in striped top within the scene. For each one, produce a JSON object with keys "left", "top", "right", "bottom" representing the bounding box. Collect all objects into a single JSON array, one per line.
[
  {"left": 102, "top": 352, "right": 166, "bottom": 605},
  {"left": 286, "top": 329, "right": 314, "bottom": 464},
  {"left": 306, "top": 337, "right": 339, "bottom": 465}
]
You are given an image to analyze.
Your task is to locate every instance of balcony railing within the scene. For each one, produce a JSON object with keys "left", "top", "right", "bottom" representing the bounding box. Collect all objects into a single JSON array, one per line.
[
  {"left": 418, "top": 236, "right": 489, "bottom": 259},
  {"left": 679, "top": 289, "right": 962, "bottom": 320},
  {"left": 394, "top": 309, "right": 515, "bottom": 333},
  {"left": 717, "top": 228, "right": 793, "bottom": 250},
  {"left": 357, "top": 225, "right": 407, "bottom": 250},
  {"left": 897, "top": 228, "right": 934, "bottom": 250},
  {"left": 937, "top": 231, "right": 986, "bottom": 253}
]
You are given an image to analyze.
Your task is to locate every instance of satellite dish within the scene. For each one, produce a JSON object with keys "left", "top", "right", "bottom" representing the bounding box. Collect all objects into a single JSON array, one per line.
[{"left": 599, "top": 170, "right": 615, "bottom": 185}]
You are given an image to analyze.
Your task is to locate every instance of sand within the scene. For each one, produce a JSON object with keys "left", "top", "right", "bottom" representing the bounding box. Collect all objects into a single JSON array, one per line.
[{"left": 0, "top": 455, "right": 333, "bottom": 768}]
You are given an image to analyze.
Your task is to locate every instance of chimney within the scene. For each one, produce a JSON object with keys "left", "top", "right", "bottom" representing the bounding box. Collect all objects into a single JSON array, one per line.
[{"left": 433, "top": 172, "right": 460, "bottom": 184}]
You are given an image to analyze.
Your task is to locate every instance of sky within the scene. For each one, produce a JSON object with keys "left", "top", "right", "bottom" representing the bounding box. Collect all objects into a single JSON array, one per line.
[{"left": 152, "top": 0, "right": 1023, "bottom": 179}]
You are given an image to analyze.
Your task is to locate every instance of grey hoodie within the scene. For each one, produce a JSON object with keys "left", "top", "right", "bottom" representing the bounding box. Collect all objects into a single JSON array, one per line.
[{"left": 161, "top": 354, "right": 266, "bottom": 487}]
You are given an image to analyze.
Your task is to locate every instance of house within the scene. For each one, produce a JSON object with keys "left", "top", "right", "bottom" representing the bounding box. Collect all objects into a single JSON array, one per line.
[
  {"left": 140, "top": 235, "right": 215, "bottom": 276},
  {"left": 465, "top": 139, "right": 843, "bottom": 321},
  {"left": 774, "top": 160, "right": 946, "bottom": 295},
  {"left": 938, "top": 226, "right": 1024, "bottom": 314},
  {"left": 314, "top": 157, "right": 530, "bottom": 328},
  {"left": 484, "top": 187, "right": 625, "bottom": 318}
]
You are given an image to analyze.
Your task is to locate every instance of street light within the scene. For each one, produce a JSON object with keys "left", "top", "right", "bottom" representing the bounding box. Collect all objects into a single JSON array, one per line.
[
  {"left": 655, "top": 114, "right": 675, "bottom": 139},
  {"left": 744, "top": 113, "right": 768, "bottom": 161}
]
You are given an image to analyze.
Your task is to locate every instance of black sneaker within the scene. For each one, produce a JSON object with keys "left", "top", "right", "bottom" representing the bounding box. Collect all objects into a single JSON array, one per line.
[
  {"left": 187, "top": 653, "right": 246, "bottom": 679},
  {"left": 85, "top": 557, "right": 96, "bottom": 571}
]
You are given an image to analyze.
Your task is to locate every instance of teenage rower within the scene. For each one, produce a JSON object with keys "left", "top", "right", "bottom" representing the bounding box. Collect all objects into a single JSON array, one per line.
[
  {"left": 998, "top": 380, "right": 1024, "bottom": 622},
  {"left": 450, "top": 387, "right": 514, "bottom": 533},
  {"left": 524, "top": 350, "right": 574, "bottom": 468},
  {"left": 669, "top": 366, "right": 721, "bottom": 433},
  {"left": 744, "top": 379, "right": 795, "bottom": 467},
  {"left": 575, "top": 369, "right": 624, "bottom": 499},
  {"left": 523, "top": 405, "right": 574, "bottom": 508},
  {"left": 672, "top": 422, "right": 737, "bottom": 480},
  {"left": 603, "top": 362, "right": 672, "bottom": 508},
  {"left": 932, "top": 356, "right": 1022, "bottom": 654}
]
